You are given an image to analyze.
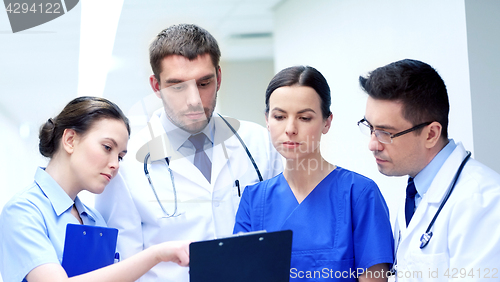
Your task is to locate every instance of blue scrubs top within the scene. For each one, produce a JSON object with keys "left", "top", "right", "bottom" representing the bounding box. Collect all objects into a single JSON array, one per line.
[
  {"left": 0, "top": 167, "right": 107, "bottom": 282},
  {"left": 234, "top": 167, "right": 394, "bottom": 281}
]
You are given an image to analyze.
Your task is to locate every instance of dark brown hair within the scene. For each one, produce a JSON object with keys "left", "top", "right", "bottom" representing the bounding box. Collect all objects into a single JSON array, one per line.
[
  {"left": 149, "top": 24, "right": 221, "bottom": 81},
  {"left": 359, "top": 59, "right": 449, "bottom": 139},
  {"left": 265, "top": 66, "right": 332, "bottom": 120},
  {"left": 39, "top": 96, "right": 130, "bottom": 158}
]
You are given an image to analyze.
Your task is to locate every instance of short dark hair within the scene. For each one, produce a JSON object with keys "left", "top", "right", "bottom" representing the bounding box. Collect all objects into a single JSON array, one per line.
[
  {"left": 265, "top": 66, "right": 332, "bottom": 119},
  {"left": 359, "top": 59, "right": 449, "bottom": 139},
  {"left": 39, "top": 96, "right": 130, "bottom": 158},
  {"left": 149, "top": 24, "right": 221, "bottom": 81}
]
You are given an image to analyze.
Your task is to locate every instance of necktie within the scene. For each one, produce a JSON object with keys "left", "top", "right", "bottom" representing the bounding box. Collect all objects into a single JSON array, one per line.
[
  {"left": 188, "top": 133, "right": 212, "bottom": 183},
  {"left": 405, "top": 177, "right": 418, "bottom": 227}
]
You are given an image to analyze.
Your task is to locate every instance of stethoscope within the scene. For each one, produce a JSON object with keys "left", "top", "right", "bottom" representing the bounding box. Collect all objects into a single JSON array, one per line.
[
  {"left": 418, "top": 150, "right": 471, "bottom": 248},
  {"left": 143, "top": 113, "right": 263, "bottom": 218},
  {"left": 391, "top": 151, "right": 471, "bottom": 274}
]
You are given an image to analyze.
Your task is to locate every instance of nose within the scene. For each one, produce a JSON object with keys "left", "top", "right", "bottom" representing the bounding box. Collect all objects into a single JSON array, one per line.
[
  {"left": 185, "top": 82, "right": 202, "bottom": 107},
  {"left": 109, "top": 156, "right": 120, "bottom": 172},
  {"left": 368, "top": 132, "right": 384, "bottom": 152},
  {"left": 285, "top": 119, "right": 297, "bottom": 136}
]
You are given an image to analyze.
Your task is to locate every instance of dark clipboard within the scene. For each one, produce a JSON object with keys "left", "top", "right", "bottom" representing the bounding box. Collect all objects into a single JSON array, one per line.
[
  {"left": 61, "top": 224, "right": 118, "bottom": 277},
  {"left": 189, "top": 230, "right": 293, "bottom": 282}
]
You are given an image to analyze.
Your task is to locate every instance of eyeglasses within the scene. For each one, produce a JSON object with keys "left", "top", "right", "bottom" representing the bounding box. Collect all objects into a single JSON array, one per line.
[{"left": 357, "top": 118, "right": 433, "bottom": 144}]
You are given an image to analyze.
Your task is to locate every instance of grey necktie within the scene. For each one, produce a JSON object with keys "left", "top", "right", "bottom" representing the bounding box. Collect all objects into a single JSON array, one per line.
[{"left": 188, "top": 133, "right": 212, "bottom": 183}]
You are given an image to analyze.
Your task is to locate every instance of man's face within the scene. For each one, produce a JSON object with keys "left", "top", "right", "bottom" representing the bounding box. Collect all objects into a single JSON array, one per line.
[
  {"left": 150, "top": 53, "right": 221, "bottom": 134},
  {"left": 364, "top": 96, "right": 428, "bottom": 178}
]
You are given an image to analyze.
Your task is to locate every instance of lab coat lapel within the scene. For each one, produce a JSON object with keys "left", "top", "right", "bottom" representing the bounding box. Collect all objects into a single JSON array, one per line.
[
  {"left": 395, "top": 201, "right": 407, "bottom": 246},
  {"left": 169, "top": 151, "right": 211, "bottom": 192},
  {"left": 161, "top": 114, "right": 244, "bottom": 192},
  {"left": 137, "top": 112, "right": 212, "bottom": 192},
  {"left": 210, "top": 115, "right": 238, "bottom": 185},
  {"left": 425, "top": 143, "right": 467, "bottom": 204},
  {"left": 396, "top": 143, "right": 468, "bottom": 252}
]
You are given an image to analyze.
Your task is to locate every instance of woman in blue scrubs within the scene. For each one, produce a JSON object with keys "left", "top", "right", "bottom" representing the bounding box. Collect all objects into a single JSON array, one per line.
[
  {"left": 234, "top": 66, "right": 394, "bottom": 281},
  {"left": 0, "top": 96, "right": 189, "bottom": 282}
]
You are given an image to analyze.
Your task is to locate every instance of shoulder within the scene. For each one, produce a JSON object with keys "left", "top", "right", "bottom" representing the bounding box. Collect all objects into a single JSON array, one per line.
[
  {"left": 238, "top": 119, "right": 267, "bottom": 131},
  {"left": 216, "top": 115, "right": 268, "bottom": 139},
  {"left": 456, "top": 158, "right": 500, "bottom": 198},
  {"left": 2, "top": 182, "right": 47, "bottom": 215},
  {"left": 0, "top": 182, "right": 47, "bottom": 233},
  {"left": 331, "top": 167, "right": 382, "bottom": 205},
  {"left": 242, "top": 173, "right": 284, "bottom": 198},
  {"left": 332, "top": 167, "right": 378, "bottom": 190},
  {"left": 444, "top": 142, "right": 500, "bottom": 196}
]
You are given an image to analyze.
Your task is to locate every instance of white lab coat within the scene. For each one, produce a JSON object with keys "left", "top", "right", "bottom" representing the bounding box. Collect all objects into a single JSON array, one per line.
[
  {"left": 95, "top": 110, "right": 282, "bottom": 282},
  {"left": 393, "top": 142, "right": 500, "bottom": 281}
]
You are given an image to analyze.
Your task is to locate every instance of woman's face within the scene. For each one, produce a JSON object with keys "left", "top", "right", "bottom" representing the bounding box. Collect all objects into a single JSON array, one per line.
[
  {"left": 266, "top": 85, "right": 331, "bottom": 161},
  {"left": 70, "top": 118, "right": 129, "bottom": 195}
]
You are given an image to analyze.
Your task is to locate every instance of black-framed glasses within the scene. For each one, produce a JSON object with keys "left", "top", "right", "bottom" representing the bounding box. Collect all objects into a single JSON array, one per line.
[{"left": 357, "top": 118, "right": 433, "bottom": 144}]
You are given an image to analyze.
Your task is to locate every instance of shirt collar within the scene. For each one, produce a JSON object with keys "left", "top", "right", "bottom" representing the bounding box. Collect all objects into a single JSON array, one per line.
[
  {"left": 35, "top": 167, "right": 98, "bottom": 224},
  {"left": 159, "top": 110, "right": 215, "bottom": 151},
  {"left": 34, "top": 167, "right": 74, "bottom": 216},
  {"left": 74, "top": 196, "right": 98, "bottom": 224},
  {"left": 414, "top": 139, "right": 457, "bottom": 197}
]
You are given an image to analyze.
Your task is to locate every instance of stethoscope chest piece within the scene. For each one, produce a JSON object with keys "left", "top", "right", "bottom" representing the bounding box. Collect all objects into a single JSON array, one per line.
[{"left": 420, "top": 231, "right": 433, "bottom": 249}]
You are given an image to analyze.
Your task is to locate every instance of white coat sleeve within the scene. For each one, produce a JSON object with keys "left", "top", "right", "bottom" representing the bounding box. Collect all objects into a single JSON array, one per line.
[{"left": 95, "top": 171, "right": 145, "bottom": 261}]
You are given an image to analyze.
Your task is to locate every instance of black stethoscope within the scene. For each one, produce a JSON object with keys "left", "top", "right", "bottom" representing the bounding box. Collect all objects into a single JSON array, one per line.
[
  {"left": 143, "top": 113, "right": 263, "bottom": 218},
  {"left": 391, "top": 150, "right": 471, "bottom": 275},
  {"left": 418, "top": 151, "right": 471, "bottom": 248}
]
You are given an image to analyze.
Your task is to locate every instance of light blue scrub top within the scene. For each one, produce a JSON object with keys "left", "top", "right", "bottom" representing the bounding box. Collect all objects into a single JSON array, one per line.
[
  {"left": 0, "top": 167, "right": 107, "bottom": 282},
  {"left": 234, "top": 167, "right": 394, "bottom": 281}
]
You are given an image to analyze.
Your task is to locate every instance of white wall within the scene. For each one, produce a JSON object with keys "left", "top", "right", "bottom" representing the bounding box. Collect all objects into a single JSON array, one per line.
[
  {"left": 217, "top": 59, "right": 275, "bottom": 127},
  {"left": 273, "top": 0, "right": 474, "bottom": 225},
  {"left": 0, "top": 115, "right": 46, "bottom": 211},
  {"left": 465, "top": 0, "right": 500, "bottom": 174}
]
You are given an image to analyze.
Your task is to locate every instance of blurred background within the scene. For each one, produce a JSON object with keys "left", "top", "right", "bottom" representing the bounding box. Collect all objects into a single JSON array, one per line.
[{"left": 1, "top": 1, "right": 499, "bottom": 269}]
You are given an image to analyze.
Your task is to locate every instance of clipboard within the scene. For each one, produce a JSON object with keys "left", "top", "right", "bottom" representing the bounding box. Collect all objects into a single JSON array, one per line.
[
  {"left": 189, "top": 230, "right": 293, "bottom": 282},
  {"left": 61, "top": 224, "right": 118, "bottom": 277}
]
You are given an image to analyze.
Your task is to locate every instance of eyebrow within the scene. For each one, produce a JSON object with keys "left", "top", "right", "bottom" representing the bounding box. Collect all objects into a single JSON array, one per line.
[
  {"left": 297, "top": 108, "right": 316, "bottom": 114},
  {"left": 271, "top": 107, "right": 316, "bottom": 114},
  {"left": 164, "top": 74, "right": 215, "bottom": 85},
  {"left": 364, "top": 117, "right": 397, "bottom": 131},
  {"left": 104, "top": 138, "right": 128, "bottom": 154}
]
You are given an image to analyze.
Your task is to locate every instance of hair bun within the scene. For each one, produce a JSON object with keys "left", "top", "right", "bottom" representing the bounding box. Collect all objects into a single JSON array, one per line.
[{"left": 39, "top": 118, "right": 57, "bottom": 158}]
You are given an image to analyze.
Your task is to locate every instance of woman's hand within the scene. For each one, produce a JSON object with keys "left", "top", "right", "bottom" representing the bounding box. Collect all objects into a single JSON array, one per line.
[{"left": 155, "top": 240, "right": 191, "bottom": 267}]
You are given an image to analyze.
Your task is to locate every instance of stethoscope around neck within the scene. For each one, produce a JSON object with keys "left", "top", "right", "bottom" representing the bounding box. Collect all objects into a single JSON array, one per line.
[
  {"left": 418, "top": 150, "right": 471, "bottom": 249},
  {"left": 391, "top": 151, "right": 471, "bottom": 275},
  {"left": 143, "top": 113, "right": 263, "bottom": 218}
]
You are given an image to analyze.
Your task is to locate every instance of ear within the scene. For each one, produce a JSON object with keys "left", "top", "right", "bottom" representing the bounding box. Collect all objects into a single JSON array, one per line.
[
  {"left": 150, "top": 75, "right": 162, "bottom": 99},
  {"left": 61, "top": 128, "right": 78, "bottom": 154},
  {"left": 216, "top": 66, "right": 222, "bottom": 91},
  {"left": 322, "top": 113, "right": 333, "bottom": 134},
  {"left": 424, "top": 121, "right": 442, "bottom": 149}
]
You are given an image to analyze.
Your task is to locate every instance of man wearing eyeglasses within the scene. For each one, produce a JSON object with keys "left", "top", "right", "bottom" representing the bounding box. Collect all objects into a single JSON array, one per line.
[{"left": 358, "top": 59, "right": 500, "bottom": 281}]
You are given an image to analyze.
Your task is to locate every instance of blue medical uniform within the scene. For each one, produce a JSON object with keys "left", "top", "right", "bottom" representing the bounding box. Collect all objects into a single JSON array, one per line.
[
  {"left": 0, "top": 167, "right": 107, "bottom": 282},
  {"left": 234, "top": 167, "right": 394, "bottom": 281}
]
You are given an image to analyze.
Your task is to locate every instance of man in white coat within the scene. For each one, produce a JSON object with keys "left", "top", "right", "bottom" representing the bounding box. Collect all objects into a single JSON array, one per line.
[
  {"left": 357, "top": 59, "right": 500, "bottom": 281},
  {"left": 95, "top": 24, "right": 282, "bottom": 282}
]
